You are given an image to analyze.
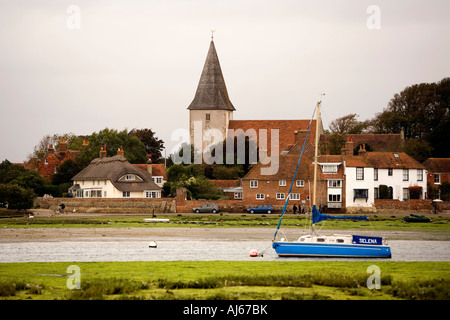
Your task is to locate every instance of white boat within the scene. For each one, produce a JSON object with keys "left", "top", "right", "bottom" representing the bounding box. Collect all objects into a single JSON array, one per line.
[
  {"left": 272, "top": 100, "right": 391, "bottom": 258},
  {"left": 143, "top": 218, "right": 169, "bottom": 223}
]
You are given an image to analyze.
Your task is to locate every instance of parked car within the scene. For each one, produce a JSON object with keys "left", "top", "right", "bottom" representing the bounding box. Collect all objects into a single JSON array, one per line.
[
  {"left": 246, "top": 204, "right": 274, "bottom": 214},
  {"left": 193, "top": 203, "right": 220, "bottom": 213}
]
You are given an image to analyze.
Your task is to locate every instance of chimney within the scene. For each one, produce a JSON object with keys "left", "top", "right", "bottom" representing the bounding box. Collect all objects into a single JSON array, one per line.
[
  {"left": 117, "top": 146, "right": 124, "bottom": 156},
  {"left": 358, "top": 143, "right": 367, "bottom": 156},
  {"left": 59, "top": 138, "right": 67, "bottom": 153},
  {"left": 146, "top": 154, "right": 152, "bottom": 177},
  {"left": 48, "top": 144, "right": 54, "bottom": 155},
  {"left": 99, "top": 145, "right": 107, "bottom": 159},
  {"left": 346, "top": 137, "right": 354, "bottom": 155}
]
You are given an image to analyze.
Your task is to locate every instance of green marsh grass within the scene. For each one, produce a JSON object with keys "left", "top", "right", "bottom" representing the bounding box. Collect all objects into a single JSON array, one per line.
[{"left": 0, "top": 261, "right": 448, "bottom": 300}]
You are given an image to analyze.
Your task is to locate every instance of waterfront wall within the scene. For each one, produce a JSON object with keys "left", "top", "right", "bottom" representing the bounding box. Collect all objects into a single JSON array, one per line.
[{"left": 35, "top": 197, "right": 177, "bottom": 213}]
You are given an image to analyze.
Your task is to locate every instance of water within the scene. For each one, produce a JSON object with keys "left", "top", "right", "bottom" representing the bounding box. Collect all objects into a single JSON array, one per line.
[{"left": 0, "top": 240, "right": 449, "bottom": 262}]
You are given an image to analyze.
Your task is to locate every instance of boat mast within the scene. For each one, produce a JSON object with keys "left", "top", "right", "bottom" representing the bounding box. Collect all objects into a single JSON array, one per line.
[{"left": 312, "top": 100, "right": 321, "bottom": 207}]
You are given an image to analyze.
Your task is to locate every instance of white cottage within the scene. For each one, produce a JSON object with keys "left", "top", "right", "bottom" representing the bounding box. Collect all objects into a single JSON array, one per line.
[
  {"left": 71, "top": 147, "right": 161, "bottom": 198},
  {"left": 344, "top": 148, "right": 427, "bottom": 210}
]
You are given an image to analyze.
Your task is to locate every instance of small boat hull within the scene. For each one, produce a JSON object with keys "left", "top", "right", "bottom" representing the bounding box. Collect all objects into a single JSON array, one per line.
[{"left": 272, "top": 241, "right": 391, "bottom": 258}]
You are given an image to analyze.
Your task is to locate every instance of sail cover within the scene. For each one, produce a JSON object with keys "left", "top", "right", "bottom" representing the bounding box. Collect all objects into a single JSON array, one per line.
[{"left": 312, "top": 205, "right": 368, "bottom": 224}]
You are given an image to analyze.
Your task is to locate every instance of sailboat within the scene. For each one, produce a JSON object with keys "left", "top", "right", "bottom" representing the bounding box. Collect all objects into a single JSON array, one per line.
[{"left": 272, "top": 101, "right": 391, "bottom": 258}]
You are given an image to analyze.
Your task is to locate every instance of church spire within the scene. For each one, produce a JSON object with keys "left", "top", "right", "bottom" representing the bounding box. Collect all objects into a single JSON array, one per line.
[{"left": 187, "top": 38, "right": 235, "bottom": 111}]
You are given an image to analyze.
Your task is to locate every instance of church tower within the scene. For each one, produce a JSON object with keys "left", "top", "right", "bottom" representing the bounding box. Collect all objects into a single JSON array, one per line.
[{"left": 187, "top": 38, "right": 235, "bottom": 153}]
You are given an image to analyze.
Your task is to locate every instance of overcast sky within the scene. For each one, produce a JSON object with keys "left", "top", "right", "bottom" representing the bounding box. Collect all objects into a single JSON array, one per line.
[{"left": 0, "top": 0, "right": 448, "bottom": 163}]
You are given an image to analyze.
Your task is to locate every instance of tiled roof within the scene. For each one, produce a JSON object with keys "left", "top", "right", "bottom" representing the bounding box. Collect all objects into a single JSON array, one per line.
[
  {"left": 346, "top": 152, "right": 425, "bottom": 169},
  {"left": 243, "top": 154, "right": 314, "bottom": 180},
  {"left": 210, "top": 179, "right": 240, "bottom": 188},
  {"left": 151, "top": 164, "right": 167, "bottom": 179},
  {"left": 228, "top": 119, "right": 319, "bottom": 154},
  {"left": 423, "top": 158, "right": 450, "bottom": 173},
  {"left": 320, "top": 133, "right": 404, "bottom": 152}
]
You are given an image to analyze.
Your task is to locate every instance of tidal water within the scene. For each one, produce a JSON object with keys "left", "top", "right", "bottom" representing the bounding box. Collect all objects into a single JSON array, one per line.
[{"left": 0, "top": 240, "right": 449, "bottom": 262}]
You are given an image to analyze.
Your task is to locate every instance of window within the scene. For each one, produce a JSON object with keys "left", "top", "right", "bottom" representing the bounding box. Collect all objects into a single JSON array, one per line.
[
  {"left": 328, "top": 180, "right": 341, "bottom": 188},
  {"left": 145, "top": 191, "right": 158, "bottom": 198},
  {"left": 250, "top": 180, "right": 258, "bottom": 188},
  {"left": 296, "top": 180, "right": 304, "bottom": 187},
  {"left": 123, "top": 191, "right": 130, "bottom": 197},
  {"left": 417, "top": 169, "right": 423, "bottom": 181},
  {"left": 356, "top": 167, "right": 364, "bottom": 180},
  {"left": 206, "top": 113, "right": 210, "bottom": 121},
  {"left": 256, "top": 193, "right": 264, "bottom": 200},
  {"left": 290, "top": 193, "right": 300, "bottom": 200},
  {"left": 374, "top": 168, "right": 378, "bottom": 181},
  {"left": 279, "top": 180, "right": 286, "bottom": 186},
  {"left": 393, "top": 153, "right": 399, "bottom": 158},
  {"left": 84, "top": 190, "right": 102, "bottom": 198},
  {"left": 276, "top": 193, "right": 285, "bottom": 200},
  {"left": 388, "top": 168, "right": 393, "bottom": 176},
  {"left": 153, "top": 177, "right": 163, "bottom": 184},
  {"left": 322, "top": 165, "right": 338, "bottom": 173},
  {"left": 234, "top": 192, "right": 243, "bottom": 199},
  {"left": 434, "top": 174, "right": 441, "bottom": 184},
  {"left": 44, "top": 159, "right": 48, "bottom": 165},
  {"left": 328, "top": 194, "right": 341, "bottom": 202},
  {"left": 403, "top": 169, "right": 409, "bottom": 181},
  {"left": 353, "top": 189, "right": 368, "bottom": 201},
  {"left": 374, "top": 187, "right": 379, "bottom": 199},
  {"left": 119, "top": 174, "right": 143, "bottom": 182},
  {"left": 402, "top": 188, "right": 409, "bottom": 200}
]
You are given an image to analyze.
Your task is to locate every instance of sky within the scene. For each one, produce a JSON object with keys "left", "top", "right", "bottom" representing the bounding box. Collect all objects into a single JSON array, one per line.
[{"left": 0, "top": 0, "right": 448, "bottom": 163}]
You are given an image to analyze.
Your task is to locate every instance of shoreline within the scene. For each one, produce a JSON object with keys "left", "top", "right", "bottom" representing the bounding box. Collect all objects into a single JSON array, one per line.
[{"left": 1, "top": 226, "right": 449, "bottom": 243}]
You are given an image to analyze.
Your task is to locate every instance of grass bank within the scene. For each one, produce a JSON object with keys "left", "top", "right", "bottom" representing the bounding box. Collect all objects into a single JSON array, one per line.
[
  {"left": 0, "top": 261, "right": 448, "bottom": 300},
  {"left": 1, "top": 214, "right": 449, "bottom": 232}
]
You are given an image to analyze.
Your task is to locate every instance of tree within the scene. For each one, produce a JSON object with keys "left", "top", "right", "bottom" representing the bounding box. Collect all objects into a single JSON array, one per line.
[
  {"left": 0, "top": 160, "right": 27, "bottom": 184},
  {"left": 129, "top": 128, "right": 165, "bottom": 163},
  {"left": 51, "top": 159, "right": 82, "bottom": 186},
  {"left": 329, "top": 114, "right": 370, "bottom": 134},
  {"left": 0, "top": 184, "right": 35, "bottom": 210},
  {"left": 369, "top": 77, "right": 450, "bottom": 158},
  {"left": 77, "top": 128, "right": 148, "bottom": 167}
]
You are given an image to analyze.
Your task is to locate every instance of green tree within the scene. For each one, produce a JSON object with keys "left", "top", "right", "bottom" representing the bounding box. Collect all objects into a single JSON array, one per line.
[
  {"left": 0, "top": 160, "right": 27, "bottom": 184},
  {"left": 77, "top": 128, "right": 147, "bottom": 166},
  {"left": 369, "top": 77, "right": 449, "bottom": 158},
  {"left": 10, "top": 170, "right": 47, "bottom": 197},
  {"left": 51, "top": 159, "right": 82, "bottom": 186},
  {"left": 329, "top": 114, "right": 370, "bottom": 134},
  {"left": 129, "top": 128, "right": 165, "bottom": 163},
  {"left": 0, "top": 184, "right": 35, "bottom": 210}
]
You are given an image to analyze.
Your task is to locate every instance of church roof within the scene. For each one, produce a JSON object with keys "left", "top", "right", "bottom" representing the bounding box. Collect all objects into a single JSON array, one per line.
[{"left": 187, "top": 41, "right": 235, "bottom": 111}]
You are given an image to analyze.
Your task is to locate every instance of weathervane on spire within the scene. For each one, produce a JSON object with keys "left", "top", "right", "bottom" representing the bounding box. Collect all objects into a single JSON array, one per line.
[{"left": 211, "top": 29, "right": 215, "bottom": 40}]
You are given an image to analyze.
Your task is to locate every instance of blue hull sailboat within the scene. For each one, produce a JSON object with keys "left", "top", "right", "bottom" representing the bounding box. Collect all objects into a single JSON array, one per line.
[
  {"left": 272, "top": 206, "right": 392, "bottom": 258},
  {"left": 272, "top": 100, "right": 391, "bottom": 258}
]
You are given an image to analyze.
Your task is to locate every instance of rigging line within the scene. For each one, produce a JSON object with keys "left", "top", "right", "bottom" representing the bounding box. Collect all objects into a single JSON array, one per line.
[{"left": 273, "top": 107, "right": 317, "bottom": 241}]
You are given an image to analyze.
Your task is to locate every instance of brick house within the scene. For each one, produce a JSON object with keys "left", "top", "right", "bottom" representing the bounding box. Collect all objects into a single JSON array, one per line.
[
  {"left": 37, "top": 138, "right": 81, "bottom": 181},
  {"left": 423, "top": 158, "right": 450, "bottom": 200}
]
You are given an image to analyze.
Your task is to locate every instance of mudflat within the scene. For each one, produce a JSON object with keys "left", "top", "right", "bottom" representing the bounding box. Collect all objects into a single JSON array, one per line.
[{"left": 1, "top": 226, "right": 449, "bottom": 243}]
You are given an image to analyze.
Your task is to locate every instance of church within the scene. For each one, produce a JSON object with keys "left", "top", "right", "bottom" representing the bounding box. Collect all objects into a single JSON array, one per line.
[{"left": 187, "top": 37, "right": 323, "bottom": 163}]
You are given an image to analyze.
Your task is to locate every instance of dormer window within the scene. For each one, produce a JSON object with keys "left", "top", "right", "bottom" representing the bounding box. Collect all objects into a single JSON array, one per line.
[
  {"left": 319, "top": 163, "right": 340, "bottom": 174},
  {"left": 118, "top": 174, "right": 143, "bottom": 182}
]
